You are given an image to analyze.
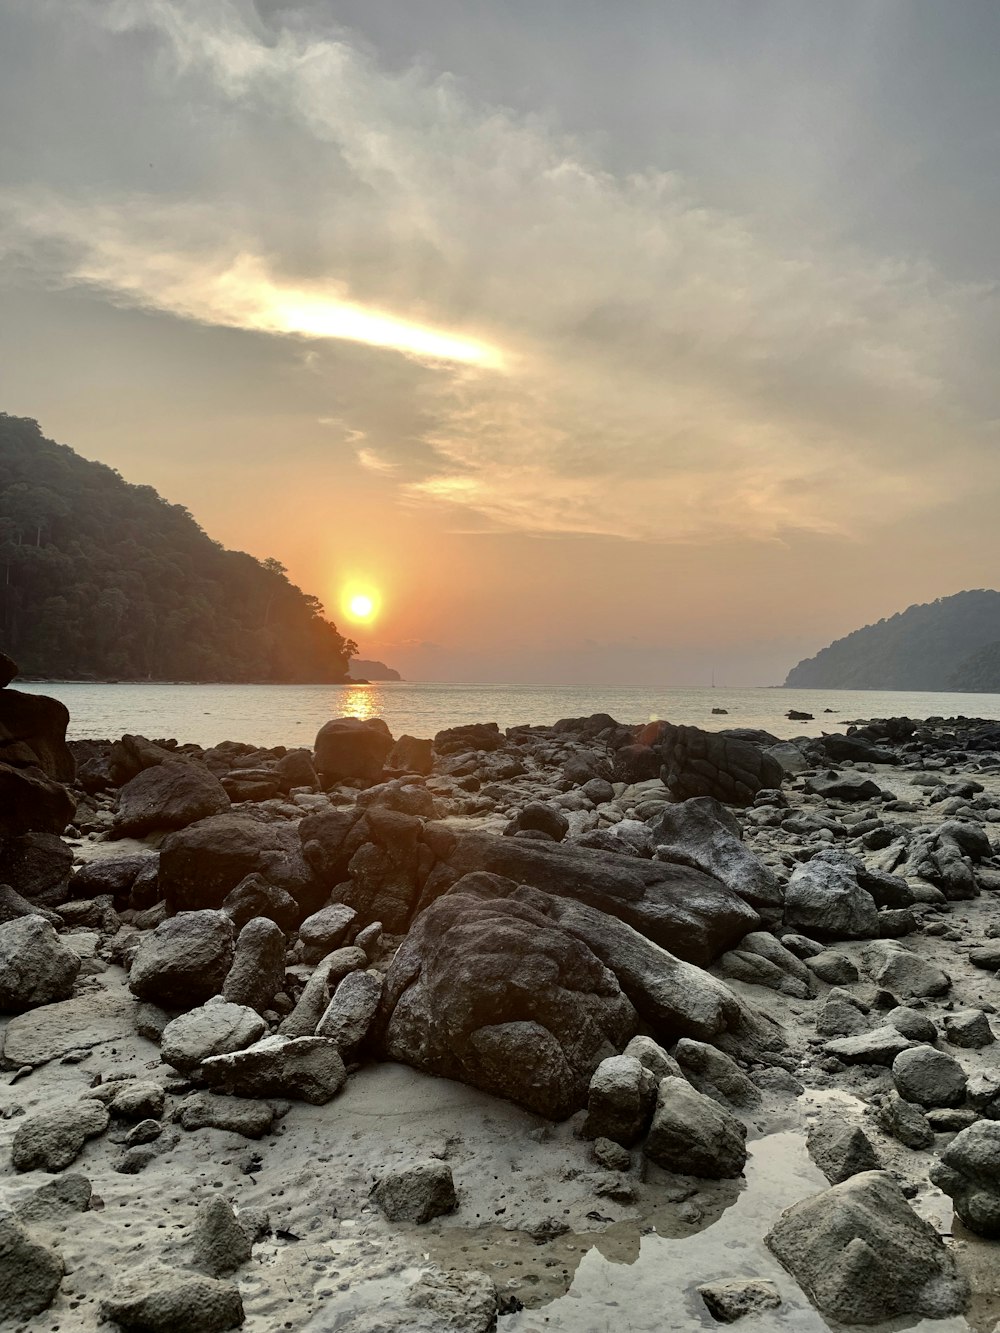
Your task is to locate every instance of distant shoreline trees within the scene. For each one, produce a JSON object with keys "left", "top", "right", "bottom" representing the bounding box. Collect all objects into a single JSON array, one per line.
[{"left": 0, "top": 413, "right": 357, "bottom": 683}]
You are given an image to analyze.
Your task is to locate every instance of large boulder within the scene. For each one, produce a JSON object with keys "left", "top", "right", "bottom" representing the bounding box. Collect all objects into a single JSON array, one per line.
[
  {"left": 765, "top": 1171, "right": 970, "bottom": 1324},
  {"left": 891, "top": 1046, "right": 967, "bottom": 1108},
  {"left": 128, "top": 911, "right": 235, "bottom": 1009},
  {"left": 583, "top": 1054, "right": 656, "bottom": 1145},
  {"left": 420, "top": 826, "right": 759, "bottom": 966},
  {"left": 378, "top": 891, "right": 637, "bottom": 1119},
  {"left": 640, "top": 722, "right": 783, "bottom": 807},
  {"left": 643, "top": 1077, "right": 748, "bottom": 1178},
  {"left": 0, "top": 688, "right": 74, "bottom": 781},
  {"left": 862, "top": 940, "right": 951, "bottom": 998},
  {"left": 0, "top": 764, "right": 76, "bottom": 838},
  {"left": 222, "top": 917, "right": 286, "bottom": 1013},
  {"left": 112, "top": 762, "right": 230, "bottom": 838},
  {"left": 340, "top": 808, "right": 427, "bottom": 933},
  {"left": 783, "top": 854, "right": 880, "bottom": 940},
  {"left": 160, "top": 1000, "right": 266, "bottom": 1072},
  {"left": 647, "top": 798, "right": 783, "bottom": 919},
  {"left": 199, "top": 1035, "right": 346, "bottom": 1104},
  {"left": 929, "top": 1121, "right": 1000, "bottom": 1237},
  {"left": 0, "top": 832, "right": 73, "bottom": 901},
  {"left": 160, "top": 814, "right": 316, "bottom": 916},
  {"left": 0, "top": 915, "right": 80, "bottom": 1012},
  {"left": 314, "top": 717, "right": 394, "bottom": 785}
]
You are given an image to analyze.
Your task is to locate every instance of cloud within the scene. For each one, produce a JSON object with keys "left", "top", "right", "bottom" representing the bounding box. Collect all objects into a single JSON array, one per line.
[{"left": 2, "top": 0, "right": 998, "bottom": 543}]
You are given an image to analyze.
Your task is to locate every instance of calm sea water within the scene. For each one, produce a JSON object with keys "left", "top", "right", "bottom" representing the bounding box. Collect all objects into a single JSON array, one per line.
[{"left": 14, "top": 680, "right": 1000, "bottom": 750}]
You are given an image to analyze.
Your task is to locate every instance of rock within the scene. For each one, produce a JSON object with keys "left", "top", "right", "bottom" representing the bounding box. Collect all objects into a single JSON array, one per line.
[
  {"left": 200, "top": 1035, "right": 346, "bottom": 1104},
  {"left": 161, "top": 1001, "right": 266, "bottom": 1072},
  {"left": 885, "top": 1006, "right": 938, "bottom": 1044},
  {"left": 0, "top": 687, "right": 74, "bottom": 781},
  {"left": 124, "top": 1119, "right": 163, "bottom": 1147},
  {"left": 220, "top": 873, "right": 298, "bottom": 933},
  {"left": 900, "top": 823, "right": 988, "bottom": 901},
  {"left": 807, "top": 1119, "right": 882, "bottom": 1184},
  {"left": 0, "top": 880, "right": 60, "bottom": 925},
  {"left": 0, "top": 831, "right": 73, "bottom": 900},
  {"left": 314, "top": 716, "right": 393, "bottom": 784},
  {"left": 372, "top": 1161, "right": 457, "bottom": 1223},
  {"left": 378, "top": 891, "right": 636, "bottom": 1119},
  {"left": 128, "top": 911, "right": 235, "bottom": 1010},
  {"left": 222, "top": 917, "right": 286, "bottom": 1014},
  {"left": 593, "top": 1137, "right": 632, "bottom": 1171},
  {"left": 825, "top": 1026, "right": 916, "bottom": 1066},
  {"left": 784, "top": 856, "right": 879, "bottom": 940},
  {"left": 873, "top": 1091, "right": 935, "bottom": 1149},
  {"left": 1, "top": 987, "right": 133, "bottom": 1067},
  {"left": 0, "top": 763, "right": 75, "bottom": 838},
  {"left": 718, "top": 930, "right": 815, "bottom": 998},
  {"left": 583, "top": 1055, "right": 656, "bottom": 1145},
  {"left": 191, "top": 1198, "right": 253, "bottom": 1277},
  {"left": 160, "top": 813, "right": 314, "bottom": 916},
  {"left": 643, "top": 1077, "right": 747, "bottom": 1178},
  {"left": 505, "top": 801, "right": 569, "bottom": 842},
  {"left": 672, "top": 1039, "right": 762, "bottom": 1108},
  {"left": 765, "top": 1171, "right": 970, "bottom": 1323},
  {"left": 299, "top": 903, "right": 357, "bottom": 961},
  {"left": 0, "top": 1212, "right": 64, "bottom": 1321},
  {"left": 0, "top": 649, "right": 16, "bottom": 687},
  {"left": 647, "top": 797, "right": 783, "bottom": 918},
  {"left": 14, "top": 1173, "right": 92, "bottom": 1224},
  {"left": 385, "top": 734, "right": 433, "bottom": 776},
  {"left": 100, "top": 1270, "right": 244, "bottom": 1332},
  {"left": 276, "top": 747, "right": 319, "bottom": 790},
  {"left": 698, "top": 1278, "right": 782, "bottom": 1323},
  {"left": 970, "top": 941, "right": 1000, "bottom": 971},
  {"left": 944, "top": 1009, "right": 994, "bottom": 1049},
  {"left": 805, "top": 772, "right": 883, "bottom": 802},
  {"left": 404, "top": 1269, "right": 498, "bottom": 1333},
  {"left": 622, "top": 1034, "right": 683, "bottom": 1083},
  {"left": 433, "top": 721, "right": 504, "bottom": 756},
  {"left": 930, "top": 1121, "right": 1000, "bottom": 1237},
  {"left": 112, "top": 762, "right": 230, "bottom": 838},
  {"left": 816, "top": 992, "right": 869, "bottom": 1038},
  {"left": 820, "top": 734, "right": 899, "bottom": 765},
  {"left": 0, "top": 914, "right": 81, "bottom": 1011},
  {"left": 892, "top": 1046, "right": 967, "bottom": 1107},
  {"left": 862, "top": 940, "right": 951, "bottom": 998},
  {"left": 107, "top": 1081, "right": 166, "bottom": 1121},
  {"left": 805, "top": 949, "right": 859, "bottom": 985},
  {"left": 12, "top": 1099, "right": 110, "bottom": 1172},
  {"left": 69, "top": 854, "right": 158, "bottom": 908},
  {"left": 278, "top": 946, "right": 367, "bottom": 1037},
  {"left": 642, "top": 721, "right": 783, "bottom": 806},
  {"left": 315, "top": 969, "right": 384, "bottom": 1057},
  {"left": 967, "top": 1071, "right": 1000, "bottom": 1119},
  {"left": 177, "top": 1092, "right": 275, "bottom": 1139}
]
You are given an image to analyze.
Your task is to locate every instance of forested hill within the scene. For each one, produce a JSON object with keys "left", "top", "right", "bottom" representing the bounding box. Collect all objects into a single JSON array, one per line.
[
  {"left": 784, "top": 590, "right": 1000, "bottom": 691},
  {"left": 0, "top": 414, "right": 357, "bottom": 682}
]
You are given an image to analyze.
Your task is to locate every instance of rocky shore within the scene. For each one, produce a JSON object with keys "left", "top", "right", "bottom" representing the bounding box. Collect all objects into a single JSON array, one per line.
[{"left": 2, "top": 661, "right": 999, "bottom": 1332}]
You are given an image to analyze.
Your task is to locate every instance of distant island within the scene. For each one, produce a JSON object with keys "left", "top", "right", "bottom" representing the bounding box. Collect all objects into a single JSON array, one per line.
[
  {"left": 348, "top": 659, "right": 402, "bottom": 682},
  {"left": 784, "top": 589, "right": 1000, "bottom": 691},
  {"left": 0, "top": 413, "right": 357, "bottom": 683}
]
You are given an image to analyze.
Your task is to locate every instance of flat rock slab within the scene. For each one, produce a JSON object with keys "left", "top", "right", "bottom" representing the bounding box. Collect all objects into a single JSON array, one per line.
[{"left": 1, "top": 986, "right": 135, "bottom": 1068}]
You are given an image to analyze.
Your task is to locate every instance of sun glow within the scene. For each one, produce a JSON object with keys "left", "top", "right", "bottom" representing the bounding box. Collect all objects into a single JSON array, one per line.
[{"left": 342, "top": 586, "right": 381, "bottom": 624}]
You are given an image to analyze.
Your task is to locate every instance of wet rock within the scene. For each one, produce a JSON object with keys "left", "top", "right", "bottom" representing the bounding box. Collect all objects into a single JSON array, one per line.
[
  {"left": 128, "top": 910, "right": 235, "bottom": 1010},
  {"left": 807, "top": 1119, "right": 882, "bottom": 1184},
  {"left": 783, "top": 856, "right": 879, "bottom": 940},
  {"left": 161, "top": 1000, "right": 266, "bottom": 1073},
  {"left": 873, "top": 1091, "right": 935, "bottom": 1149},
  {"left": 698, "top": 1278, "right": 782, "bottom": 1322},
  {"left": 824, "top": 1026, "right": 915, "bottom": 1066},
  {"left": 0, "top": 1212, "right": 64, "bottom": 1321},
  {"left": 372, "top": 1161, "right": 457, "bottom": 1223},
  {"left": 648, "top": 797, "right": 783, "bottom": 918},
  {"left": 299, "top": 903, "right": 357, "bottom": 961},
  {"left": 891, "top": 1046, "right": 967, "bottom": 1108},
  {"left": 0, "top": 914, "right": 81, "bottom": 1011},
  {"left": 403, "top": 1268, "right": 498, "bottom": 1333},
  {"left": 929, "top": 1121, "right": 1000, "bottom": 1237},
  {"left": 177, "top": 1092, "right": 275, "bottom": 1139},
  {"left": 583, "top": 1054, "right": 656, "bottom": 1146},
  {"left": 379, "top": 891, "right": 636, "bottom": 1120},
  {"left": 315, "top": 716, "right": 393, "bottom": 784},
  {"left": 100, "top": 1269, "right": 244, "bottom": 1332},
  {"left": 315, "top": 969, "right": 384, "bottom": 1057},
  {"left": 191, "top": 1198, "right": 253, "bottom": 1277},
  {"left": 765, "top": 1170, "right": 969, "bottom": 1324},
  {"left": 862, "top": 940, "right": 951, "bottom": 999},
  {"left": 222, "top": 917, "right": 286, "bottom": 1014},
  {"left": 944, "top": 1009, "right": 994, "bottom": 1049},
  {"left": 673, "top": 1039, "right": 762, "bottom": 1108},
  {"left": 12, "top": 1098, "right": 110, "bottom": 1172},
  {"left": 200, "top": 1035, "right": 346, "bottom": 1104},
  {"left": 112, "top": 762, "right": 230, "bottom": 838},
  {"left": 643, "top": 1077, "right": 747, "bottom": 1178}
]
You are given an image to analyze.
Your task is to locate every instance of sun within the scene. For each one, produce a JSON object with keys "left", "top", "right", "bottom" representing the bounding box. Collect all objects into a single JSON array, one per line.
[{"left": 341, "top": 586, "right": 381, "bottom": 624}]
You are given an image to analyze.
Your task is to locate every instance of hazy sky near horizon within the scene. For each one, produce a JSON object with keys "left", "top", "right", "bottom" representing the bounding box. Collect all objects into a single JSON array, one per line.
[{"left": 2, "top": 0, "right": 1000, "bottom": 685}]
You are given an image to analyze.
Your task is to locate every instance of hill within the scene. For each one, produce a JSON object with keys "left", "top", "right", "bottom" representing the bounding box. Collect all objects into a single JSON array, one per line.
[
  {"left": 347, "top": 659, "right": 402, "bottom": 681},
  {"left": 783, "top": 590, "right": 1000, "bottom": 690},
  {"left": 0, "top": 413, "right": 356, "bottom": 682}
]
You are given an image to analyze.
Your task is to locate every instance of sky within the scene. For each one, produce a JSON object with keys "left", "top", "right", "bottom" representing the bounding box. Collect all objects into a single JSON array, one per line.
[{"left": 1, "top": 0, "right": 999, "bottom": 685}]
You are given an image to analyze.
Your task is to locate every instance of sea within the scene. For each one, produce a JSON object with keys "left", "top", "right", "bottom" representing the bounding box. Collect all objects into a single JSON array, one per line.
[{"left": 14, "top": 680, "right": 1000, "bottom": 751}]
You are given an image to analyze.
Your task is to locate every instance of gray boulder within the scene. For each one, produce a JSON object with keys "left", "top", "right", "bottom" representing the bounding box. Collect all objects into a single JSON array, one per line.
[
  {"left": 222, "top": 917, "right": 286, "bottom": 1014},
  {"left": 12, "top": 1099, "right": 110, "bottom": 1172},
  {"left": 862, "top": 941, "right": 951, "bottom": 998},
  {"left": 191, "top": 1198, "right": 253, "bottom": 1277},
  {"left": 765, "top": 1171, "right": 970, "bottom": 1323},
  {"left": 372, "top": 1161, "right": 457, "bottom": 1223},
  {"left": 673, "top": 1038, "right": 762, "bottom": 1108},
  {"left": 698, "top": 1278, "right": 782, "bottom": 1323},
  {"left": 278, "top": 946, "right": 367, "bottom": 1038},
  {"left": 177, "top": 1092, "right": 275, "bottom": 1140},
  {"left": 784, "top": 856, "right": 879, "bottom": 940},
  {"left": 299, "top": 903, "right": 357, "bottom": 961},
  {"left": 100, "top": 1269, "right": 244, "bottom": 1332},
  {"left": 160, "top": 1000, "right": 266, "bottom": 1072},
  {"left": 315, "top": 969, "right": 384, "bottom": 1058},
  {"left": 583, "top": 1054, "right": 657, "bottom": 1145},
  {"left": 643, "top": 1077, "right": 747, "bottom": 1178},
  {"left": 112, "top": 761, "right": 230, "bottom": 838},
  {"left": 824, "top": 1027, "right": 915, "bottom": 1066},
  {"left": 718, "top": 930, "right": 815, "bottom": 998},
  {"left": 944, "top": 1008, "right": 994, "bottom": 1049},
  {"left": 220, "top": 873, "right": 298, "bottom": 933},
  {"left": 0, "top": 1212, "right": 64, "bottom": 1321},
  {"left": 807, "top": 1119, "right": 882, "bottom": 1184},
  {"left": 930, "top": 1121, "right": 1000, "bottom": 1237},
  {"left": 0, "top": 914, "right": 80, "bottom": 1011},
  {"left": 200, "top": 1034, "right": 346, "bottom": 1104},
  {"left": 622, "top": 1035, "right": 683, "bottom": 1082},
  {"left": 128, "top": 911, "right": 235, "bottom": 1010},
  {"left": 651, "top": 722, "right": 784, "bottom": 806},
  {"left": 885, "top": 1006, "right": 938, "bottom": 1044},
  {"left": 314, "top": 716, "right": 393, "bottom": 784},
  {"left": 892, "top": 1046, "right": 967, "bottom": 1108},
  {"left": 873, "top": 1091, "right": 935, "bottom": 1149}
]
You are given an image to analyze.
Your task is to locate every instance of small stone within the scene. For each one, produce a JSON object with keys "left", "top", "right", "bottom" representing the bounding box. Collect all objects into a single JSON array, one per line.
[
  {"left": 699, "top": 1277, "right": 782, "bottom": 1323},
  {"left": 177, "top": 1092, "right": 275, "bottom": 1140},
  {"left": 807, "top": 1119, "right": 882, "bottom": 1184},
  {"left": 805, "top": 950, "right": 860, "bottom": 985},
  {"left": 191, "top": 1198, "right": 253, "bottom": 1277},
  {"left": 592, "top": 1137, "right": 631, "bottom": 1172},
  {"left": 944, "top": 1009, "right": 994, "bottom": 1049},
  {"left": 124, "top": 1119, "right": 163, "bottom": 1147},
  {"left": 885, "top": 1006, "right": 938, "bottom": 1044},
  {"left": 372, "top": 1161, "right": 458, "bottom": 1223}
]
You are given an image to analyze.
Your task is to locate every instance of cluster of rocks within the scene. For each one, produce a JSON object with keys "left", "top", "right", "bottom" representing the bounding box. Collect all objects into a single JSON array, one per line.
[{"left": 2, "top": 678, "right": 1000, "bottom": 1330}]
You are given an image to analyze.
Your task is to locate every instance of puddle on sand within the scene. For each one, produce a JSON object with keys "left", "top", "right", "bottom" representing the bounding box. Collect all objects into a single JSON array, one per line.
[{"left": 493, "top": 1127, "right": 978, "bottom": 1333}]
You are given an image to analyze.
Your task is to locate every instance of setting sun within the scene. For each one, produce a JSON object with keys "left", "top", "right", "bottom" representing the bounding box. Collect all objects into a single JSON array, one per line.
[
  {"left": 341, "top": 585, "right": 382, "bottom": 624},
  {"left": 350, "top": 594, "right": 373, "bottom": 619}
]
